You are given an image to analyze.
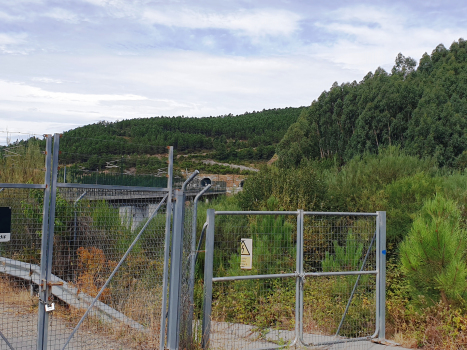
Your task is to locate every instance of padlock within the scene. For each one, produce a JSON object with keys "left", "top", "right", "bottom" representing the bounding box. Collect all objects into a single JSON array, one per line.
[{"left": 45, "top": 303, "right": 55, "bottom": 312}]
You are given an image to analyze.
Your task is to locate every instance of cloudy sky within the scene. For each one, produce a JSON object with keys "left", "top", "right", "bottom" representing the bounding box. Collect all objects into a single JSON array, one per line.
[{"left": 0, "top": 0, "right": 465, "bottom": 145}]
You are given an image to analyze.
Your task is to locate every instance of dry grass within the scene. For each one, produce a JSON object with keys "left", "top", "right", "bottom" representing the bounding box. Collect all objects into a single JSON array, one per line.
[
  {"left": 0, "top": 277, "right": 37, "bottom": 311},
  {"left": 0, "top": 142, "right": 45, "bottom": 184},
  {"left": 387, "top": 299, "right": 467, "bottom": 349}
]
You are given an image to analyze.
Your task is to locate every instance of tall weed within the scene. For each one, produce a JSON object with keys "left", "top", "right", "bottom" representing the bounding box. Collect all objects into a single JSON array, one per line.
[{"left": 0, "top": 141, "right": 45, "bottom": 184}]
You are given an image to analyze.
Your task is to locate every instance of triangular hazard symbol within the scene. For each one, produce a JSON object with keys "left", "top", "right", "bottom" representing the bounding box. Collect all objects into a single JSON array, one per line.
[{"left": 241, "top": 240, "right": 250, "bottom": 255}]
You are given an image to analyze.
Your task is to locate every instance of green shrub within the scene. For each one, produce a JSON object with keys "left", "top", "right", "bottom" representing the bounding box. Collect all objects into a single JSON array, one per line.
[
  {"left": 400, "top": 194, "right": 467, "bottom": 305},
  {"left": 322, "top": 233, "right": 370, "bottom": 295},
  {"left": 238, "top": 164, "right": 327, "bottom": 211}
]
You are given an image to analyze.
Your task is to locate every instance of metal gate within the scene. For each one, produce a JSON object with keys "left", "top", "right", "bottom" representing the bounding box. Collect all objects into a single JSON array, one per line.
[
  {"left": 0, "top": 134, "right": 175, "bottom": 349},
  {"left": 202, "top": 209, "right": 386, "bottom": 349}
]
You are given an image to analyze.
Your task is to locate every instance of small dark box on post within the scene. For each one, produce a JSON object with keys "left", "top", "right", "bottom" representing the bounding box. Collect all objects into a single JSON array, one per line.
[{"left": 0, "top": 207, "right": 11, "bottom": 242}]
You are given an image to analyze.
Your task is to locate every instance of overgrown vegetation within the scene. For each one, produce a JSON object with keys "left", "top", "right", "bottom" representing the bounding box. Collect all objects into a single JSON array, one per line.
[
  {"left": 0, "top": 139, "right": 45, "bottom": 184},
  {"left": 233, "top": 142, "right": 467, "bottom": 348}
]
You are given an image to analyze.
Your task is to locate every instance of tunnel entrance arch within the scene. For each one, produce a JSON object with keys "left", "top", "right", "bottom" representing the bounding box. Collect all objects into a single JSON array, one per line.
[{"left": 200, "top": 177, "right": 212, "bottom": 187}]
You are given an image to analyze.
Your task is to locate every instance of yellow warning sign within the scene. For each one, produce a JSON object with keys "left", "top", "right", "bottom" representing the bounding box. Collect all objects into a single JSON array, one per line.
[
  {"left": 241, "top": 241, "right": 250, "bottom": 255},
  {"left": 240, "top": 238, "right": 252, "bottom": 270}
]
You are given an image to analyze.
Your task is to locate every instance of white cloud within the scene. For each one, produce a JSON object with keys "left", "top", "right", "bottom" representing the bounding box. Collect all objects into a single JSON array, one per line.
[
  {"left": 0, "top": 11, "right": 25, "bottom": 22},
  {"left": 309, "top": 5, "right": 464, "bottom": 73},
  {"left": 0, "top": 32, "right": 29, "bottom": 54},
  {"left": 32, "top": 77, "right": 63, "bottom": 84},
  {"left": 142, "top": 8, "right": 301, "bottom": 37},
  {"left": 44, "top": 8, "right": 83, "bottom": 23},
  {"left": 0, "top": 33, "right": 27, "bottom": 46},
  {"left": 0, "top": 80, "right": 148, "bottom": 104},
  {"left": 0, "top": 49, "right": 356, "bottom": 136}
]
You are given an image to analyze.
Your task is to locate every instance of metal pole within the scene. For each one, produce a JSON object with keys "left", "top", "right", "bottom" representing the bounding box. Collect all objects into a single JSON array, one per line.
[
  {"left": 160, "top": 146, "right": 174, "bottom": 350},
  {"left": 202, "top": 209, "right": 214, "bottom": 349},
  {"left": 376, "top": 212, "right": 380, "bottom": 338},
  {"left": 182, "top": 170, "right": 199, "bottom": 191},
  {"left": 194, "top": 222, "right": 208, "bottom": 265},
  {"left": 299, "top": 210, "right": 305, "bottom": 344},
  {"left": 166, "top": 169, "right": 199, "bottom": 349},
  {"left": 167, "top": 190, "right": 185, "bottom": 350},
  {"left": 188, "top": 184, "right": 212, "bottom": 342},
  {"left": 0, "top": 330, "right": 14, "bottom": 350},
  {"left": 294, "top": 210, "right": 303, "bottom": 346},
  {"left": 44, "top": 134, "right": 61, "bottom": 348},
  {"left": 377, "top": 211, "right": 386, "bottom": 339},
  {"left": 36, "top": 134, "right": 52, "bottom": 350}
]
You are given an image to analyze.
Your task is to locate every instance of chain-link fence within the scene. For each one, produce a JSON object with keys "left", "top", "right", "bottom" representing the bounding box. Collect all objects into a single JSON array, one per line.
[
  {"left": 45, "top": 187, "right": 169, "bottom": 349},
  {"left": 178, "top": 195, "right": 194, "bottom": 349},
  {"left": 202, "top": 210, "right": 386, "bottom": 350}
]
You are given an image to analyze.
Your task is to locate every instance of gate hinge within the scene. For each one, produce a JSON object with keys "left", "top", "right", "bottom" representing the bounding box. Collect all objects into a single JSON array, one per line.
[{"left": 295, "top": 271, "right": 306, "bottom": 282}]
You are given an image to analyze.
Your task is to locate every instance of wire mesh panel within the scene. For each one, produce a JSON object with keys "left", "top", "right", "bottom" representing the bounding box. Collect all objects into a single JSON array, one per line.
[
  {"left": 301, "top": 214, "right": 377, "bottom": 349},
  {"left": 178, "top": 198, "right": 194, "bottom": 349},
  {"left": 57, "top": 136, "right": 179, "bottom": 189},
  {"left": 0, "top": 187, "right": 44, "bottom": 350},
  {"left": 46, "top": 187, "right": 168, "bottom": 350},
  {"left": 207, "top": 213, "right": 298, "bottom": 350}
]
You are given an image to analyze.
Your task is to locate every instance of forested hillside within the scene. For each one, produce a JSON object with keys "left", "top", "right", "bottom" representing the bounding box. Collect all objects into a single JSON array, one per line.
[
  {"left": 277, "top": 39, "right": 467, "bottom": 168},
  {"left": 57, "top": 107, "right": 302, "bottom": 171}
]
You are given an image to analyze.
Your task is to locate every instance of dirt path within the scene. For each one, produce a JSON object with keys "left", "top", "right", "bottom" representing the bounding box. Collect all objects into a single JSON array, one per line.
[{"left": 201, "top": 160, "right": 259, "bottom": 172}]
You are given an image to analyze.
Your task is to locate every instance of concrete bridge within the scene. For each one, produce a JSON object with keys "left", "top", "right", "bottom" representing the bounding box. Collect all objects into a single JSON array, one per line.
[{"left": 59, "top": 183, "right": 226, "bottom": 232}]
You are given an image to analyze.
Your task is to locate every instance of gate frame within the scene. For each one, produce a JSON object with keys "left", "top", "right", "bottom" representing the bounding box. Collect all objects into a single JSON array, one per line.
[{"left": 202, "top": 209, "right": 387, "bottom": 349}]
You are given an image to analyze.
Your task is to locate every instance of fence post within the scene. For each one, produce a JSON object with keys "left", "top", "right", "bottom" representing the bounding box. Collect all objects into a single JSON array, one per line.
[
  {"left": 202, "top": 209, "right": 214, "bottom": 349},
  {"left": 167, "top": 170, "right": 198, "bottom": 349},
  {"left": 36, "top": 135, "right": 52, "bottom": 350},
  {"left": 376, "top": 211, "right": 386, "bottom": 339},
  {"left": 167, "top": 189, "right": 185, "bottom": 350},
  {"left": 188, "top": 184, "right": 212, "bottom": 343},
  {"left": 295, "top": 210, "right": 303, "bottom": 345},
  {"left": 160, "top": 146, "right": 174, "bottom": 350},
  {"left": 37, "top": 134, "right": 60, "bottom": 350}
]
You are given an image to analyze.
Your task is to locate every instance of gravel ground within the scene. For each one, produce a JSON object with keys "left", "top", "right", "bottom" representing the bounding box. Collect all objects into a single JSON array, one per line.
[{"left": 0, "top": 302, "right": 135, "bottom": 350}]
